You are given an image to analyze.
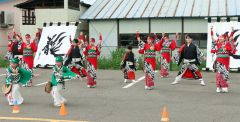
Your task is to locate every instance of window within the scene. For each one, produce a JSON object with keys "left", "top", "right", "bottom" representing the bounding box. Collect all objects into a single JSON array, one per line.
[
  {"left": 163, "top": 33, "right": 182, "bottom": 47},
  {"left": 119, "top": 33, "right": 207, "bottom": 48},
  {"left": 119, "top": 33, "right": 149, "bottom": 47},
  {"left": 69, "top": 0, "right": 80, "bottom": 10},
  {"left": 119, "top": 33, "right": 183, "bottom": 48},
  {"left": 22, "top": 9, "right": 35, "bottom": 25},
  {"left": 185, "top": 33, "right": 207, "bottom": 48},
  {"left": 35, "top": 0, "right": 64, "bottom": 8},
  {"left": 0, "top": 11, "right": 4, "bottom": 24}
]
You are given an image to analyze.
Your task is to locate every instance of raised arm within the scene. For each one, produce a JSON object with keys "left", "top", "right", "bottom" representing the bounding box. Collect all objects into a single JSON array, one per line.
[
  {"left": 210, "top": 27, "right": 217, "bottom": 53},
  {"left": 170, "top": 32, "right": 178, "bottom": 50},
  {"left": 210, "top": 27, "right": 215, "bottom": 42},
  {"left": 136, "top": 30, "right": 141, "bottom": 42},
  {"left": 229, "top": 27, "right": 234, "bottom": 41},
  {"left": 84, "top": 35, "right": 88, "bottom": 46},
  {"left": 136, "top": 31, "right": 145, "bottom": 54},
  {"left": 97, "top": 33, "right": 103, "bottom": 50},
  {"left": 153, "top": 33, "right": 163, "bottom": 51},
  {"left": 228, "top": 27, "right": 237, "bottom": 54}
]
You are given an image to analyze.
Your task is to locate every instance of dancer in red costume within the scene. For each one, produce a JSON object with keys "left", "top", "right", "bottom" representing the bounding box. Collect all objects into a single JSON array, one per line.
[
  {"left": 157, "top": 33, "right": 177, "bottom": 78},
  {"left": 8, "top": 30, "right": 24, "bottom": 59},
  {"left": 22, "top": 34, "right": 37, "bottom": 69},
  {"left": 21, "top": 34, "right": 37, "bottom": 86},
  {"left": 211, "top": 27, "right": 232, "bottom": 93},
  {"left": 136, "top": 31, "right": 161, "bottom": 90},
  {"left": 84, "top": 33, "right": 102, "bottom": 88}
]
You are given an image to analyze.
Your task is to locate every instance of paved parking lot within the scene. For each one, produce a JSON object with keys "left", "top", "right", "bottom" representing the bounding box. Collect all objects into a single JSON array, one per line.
[{"left": 0, "top": 68, "right": 240, "bottom": 122}]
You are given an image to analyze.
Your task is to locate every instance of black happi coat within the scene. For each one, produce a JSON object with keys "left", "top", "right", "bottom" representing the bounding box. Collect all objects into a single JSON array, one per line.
[
  {"left": 64, "top": 46, "right": 84, "bottom": 66},
  {"left": 178, "top": 43, "right": 200, "bottom": 66},
  {"left": 121, "top": 52, "right": 136, "bottom": 70}
]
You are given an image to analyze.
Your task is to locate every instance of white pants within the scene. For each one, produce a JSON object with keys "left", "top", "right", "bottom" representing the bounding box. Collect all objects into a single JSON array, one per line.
[
  {"left": 7, "top": 84, "right": 24, "bottom": 105},
  {"left": 51, "top": 84, "right": 66, "bottom": 106}
]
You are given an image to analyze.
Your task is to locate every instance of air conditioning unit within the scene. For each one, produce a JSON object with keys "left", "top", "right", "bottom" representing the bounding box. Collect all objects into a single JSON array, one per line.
[{"left": 0, "top": 11, "right": 14, "bottom": 28}]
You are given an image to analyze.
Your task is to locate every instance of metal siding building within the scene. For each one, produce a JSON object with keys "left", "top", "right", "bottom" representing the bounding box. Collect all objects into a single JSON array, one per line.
[{"left": 80, "top": 0, "right": 240, "bottom": 56}]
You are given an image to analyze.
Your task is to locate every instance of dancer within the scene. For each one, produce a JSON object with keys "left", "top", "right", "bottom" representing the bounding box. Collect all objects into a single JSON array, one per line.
[
  {"left": 8, "top": 34, "right": 23, "bottom": 59},
  {"left": 65, "top": 38, "right": 87, "bottom": 80},
  {"left": 121, "top": 45, "right": 137, "bottom": 83},
  {"left": 83, "top": 33, "right": 102, "bottom": 88},
  {"left": 211, "top": 27, "right": 232, "bottom": 93},
  {"left": 51, "top": 56, "right": 78, "bottom": 107},
  {"left": 172, "top": 35, "right": 206, "bottom": 86},
  {"left": 22, "top": 34, "right": 37, "bottom": 86},
  {"left": 137, "top": 31, "right": 161, "bottom": 90},
  {"left": 4, "top": 58, "right": 32, "bottom": 106},
  {"left": 157, "top": 33, "right": 177, "bottom": 78}
]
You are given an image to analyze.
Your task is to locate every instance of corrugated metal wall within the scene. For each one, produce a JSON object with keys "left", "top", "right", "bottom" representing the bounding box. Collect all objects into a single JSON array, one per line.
[
  {"left": 151, "top": 18, "right": 182, "bottom": 33},
  {"left": 119, "top": 19, "right": 149, "bottom": 33},
  {"left": 89, "top": 20, "right": 118, "bottom": 57},
  {"left": 81, "top": 0, "right": 240, "bottom": 20}
]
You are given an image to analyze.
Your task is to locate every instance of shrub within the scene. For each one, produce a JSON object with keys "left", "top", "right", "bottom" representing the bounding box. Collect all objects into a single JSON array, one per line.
[
  {"left": 0, "top": 56, "right": 9, "bottom": 68},
  {"left": 97, "top": 48, "right": 207, "bottom": 71}
]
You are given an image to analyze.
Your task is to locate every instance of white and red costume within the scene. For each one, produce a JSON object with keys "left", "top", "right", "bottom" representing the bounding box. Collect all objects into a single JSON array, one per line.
[
  {"left": 137, "top": 32, "right": 161, "bottom": 90},
  {"left": 157, "top": 34, "right": 177, "bottom": 77},
  {"left": 8, "top": 35, "right": 24, "bottom": 58},
  {"left": 211, "top": 29, "right": 232, "bottom": 92},
  {"left": 83, "top": 35, "right": 102, "bottom": 88},
  {"left": 22, "top": 39, "right": 37, "bottom": 69}
]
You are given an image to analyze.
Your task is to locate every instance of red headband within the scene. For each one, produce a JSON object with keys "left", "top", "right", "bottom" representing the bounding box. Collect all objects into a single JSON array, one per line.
[
  {"left": 148, "top": 37, "right": 154, "bottom": 41},
  {"left": 90, "top": 38, "right": 95, "bottom": 42},
  {"left": 218, "top": 34, "right": 226, "bottom": 39}
]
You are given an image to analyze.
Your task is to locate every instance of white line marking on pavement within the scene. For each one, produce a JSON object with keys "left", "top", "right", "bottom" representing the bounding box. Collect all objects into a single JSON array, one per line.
[
  {"left": 123, "top": 71, "right": 158, "bottom": 88},
  {"left": 34, "top": 79, "right": 71, "bottom": 87},
  {"left": 34, "top": 82, "right": 48, "bottom": 86},
  {"left": 0, "top": 74, "right": 6, "bottom": 77}
]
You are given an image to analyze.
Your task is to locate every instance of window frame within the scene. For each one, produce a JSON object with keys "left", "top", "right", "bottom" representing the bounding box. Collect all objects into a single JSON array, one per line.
[{"left": 22, "top": 9, "right": 36, "bottom": 25}]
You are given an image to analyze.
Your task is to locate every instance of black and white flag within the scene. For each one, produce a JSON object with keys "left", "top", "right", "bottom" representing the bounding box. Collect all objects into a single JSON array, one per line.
[{"left": 34, "top": 25, "right": 77, "bottom": 67}]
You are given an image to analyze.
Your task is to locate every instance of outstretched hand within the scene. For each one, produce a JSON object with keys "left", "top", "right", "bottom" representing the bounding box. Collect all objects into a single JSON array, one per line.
[
  {"left": 136, "top": 30, "right": 140, "bottom": 42},
  {"left": 175, "top": 32, "right": 178, "bottom": 38},
  {"left": 162, "top": 32, "right": 165, "bottom": 38}
]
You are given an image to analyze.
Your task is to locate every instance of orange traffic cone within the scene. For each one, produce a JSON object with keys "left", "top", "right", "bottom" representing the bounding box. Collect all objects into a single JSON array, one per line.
[
  {"left": 12, "top": 101, "right": 20, "bottom": 114},
  {"left": 59, "top": 103, "right": 68, "bottom": 116},
  {"left": 161, "top": 106, "right": 169, "bottom": 122},
  {"left": 12, "top": 105, "right": 20, "bottom": 114}
]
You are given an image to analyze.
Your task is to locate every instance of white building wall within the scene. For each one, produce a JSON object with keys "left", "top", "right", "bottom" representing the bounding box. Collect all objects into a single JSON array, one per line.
[
  {"left": 184, "top": 18, "right": 208, "bottom": 33},
  {"left": 89, "top": 20, "right": 118, "bottom": 57},
  {"left": 20, "top": 9, "right": 69, "bottom": 38},
  {"left": 20, "top": 7, "right": 89, "bottom": 39},
  {"left": 88, "top": 18, "right": 209, "bottom": 57},
  {"left": 119, "top": 19, "right": 149, "bottom": 33},
  {"left": 151, "top": 18, "right": 182, "bottom": 33},
  {"left": 0, "top": 0, "right": 26, "bottom": 54},
  {"left": 75, "top": 5, "right": 89, "bottom": 37}
]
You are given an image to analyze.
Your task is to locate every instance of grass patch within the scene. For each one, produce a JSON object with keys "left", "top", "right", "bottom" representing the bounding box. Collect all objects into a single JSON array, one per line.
[
  {"left": 0, "top": 55, "right": 9, "bottom": 68},
  {"left": 98, "top": 48, "right": 207, "bottom": 71},
  {"left": 98, "top": 48, "right": 125, "bottom": 70}
]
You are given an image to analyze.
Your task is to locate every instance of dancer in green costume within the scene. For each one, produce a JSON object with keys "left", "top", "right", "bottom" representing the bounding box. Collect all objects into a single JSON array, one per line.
[
  {"left": 4, "top": 58, "right": 32, "bottom": 106},
  {"left": 51, "top": 56, "right": 78, "bottom": 107}
]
